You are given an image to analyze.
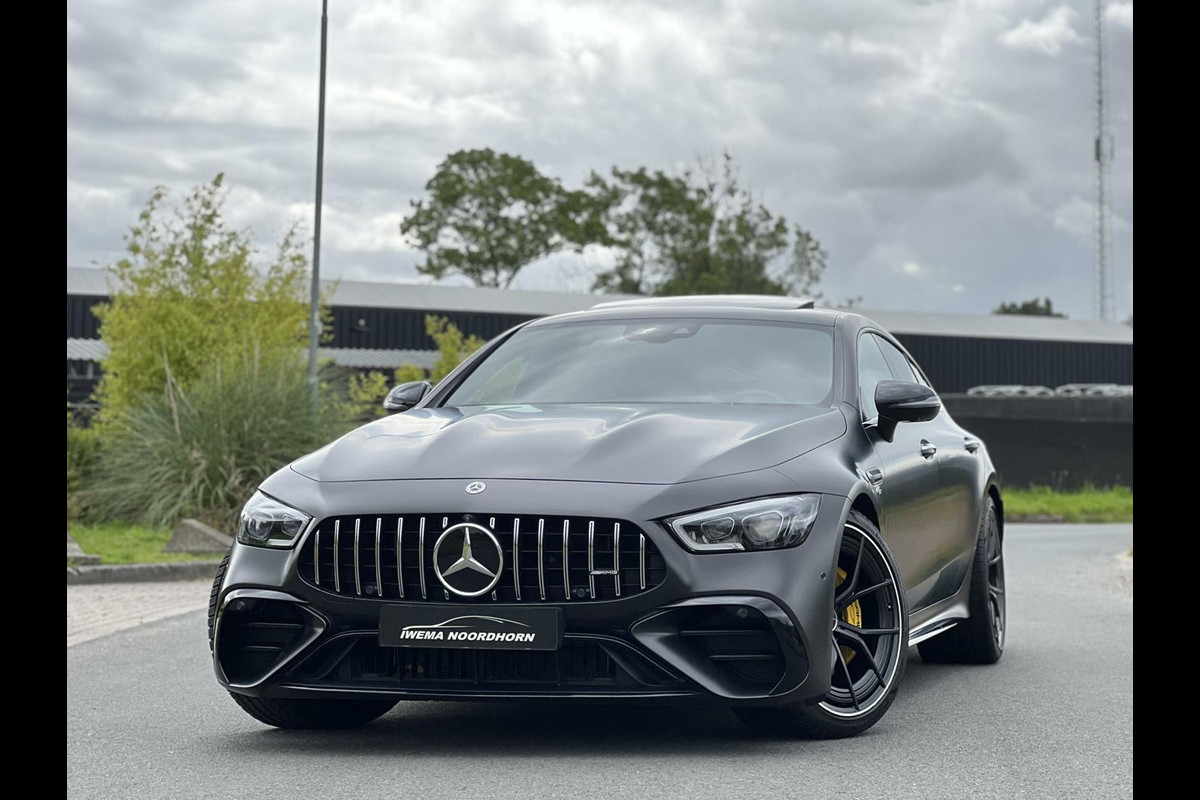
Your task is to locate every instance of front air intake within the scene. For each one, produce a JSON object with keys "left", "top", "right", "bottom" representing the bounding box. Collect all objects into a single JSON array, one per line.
[{"left": 215, "top": 599, "right": 311, "bottom": 686}]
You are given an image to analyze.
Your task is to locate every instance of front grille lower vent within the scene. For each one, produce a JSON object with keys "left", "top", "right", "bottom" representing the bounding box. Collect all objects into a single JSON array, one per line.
[
  {"left": 216, "top": 599, "right": 308, "bottom": 685},
  {"left": 297, "top": 514, "right": 667, "bottom": 603},
  {"left": 288, "top": 635, "right": 682, "bottom": 692},
  {"left": 678, "top": 607, "right": 788, "bottom": 688},
  {"left": 348, "top": 639, "right": 621, "bottom": 686}
]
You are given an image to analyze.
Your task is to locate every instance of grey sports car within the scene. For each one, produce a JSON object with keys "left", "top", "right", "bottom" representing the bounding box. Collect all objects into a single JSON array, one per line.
[{"left": 210, "top": 295, "right": 1006, "bottom": 738}]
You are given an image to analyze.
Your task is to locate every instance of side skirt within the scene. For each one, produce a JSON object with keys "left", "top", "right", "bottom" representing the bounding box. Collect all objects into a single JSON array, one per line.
[{"left": 907, "top": 619, "right": 959, "bottom": 646}]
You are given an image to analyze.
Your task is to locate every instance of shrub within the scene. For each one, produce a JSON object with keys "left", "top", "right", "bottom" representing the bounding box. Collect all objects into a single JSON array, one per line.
[
  {"left": 85, "top": 354, "right": 344, "bottom": 530},
  {"left": 424, "top": 315, "right": 485, "bottom": 383},
  {"left": 67, "top": 422, "right": 102, "bottom": 520},
  {"left": 67, "top": 424, "right": 101, "bottom": 494},
  {"left": 93, "top": 174, "right": 318, "bottom": 418},
  {"left": 342, "top": 370, "right": 393, "bottom": 422}
]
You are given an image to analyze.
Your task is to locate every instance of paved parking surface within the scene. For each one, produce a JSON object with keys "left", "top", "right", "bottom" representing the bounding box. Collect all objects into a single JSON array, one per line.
[
  {"left": 67, "top": 580, "right": 210, "bottom": 647},
  {"left": 67, "top": 524, "right": 1132, "bottom": 800}
]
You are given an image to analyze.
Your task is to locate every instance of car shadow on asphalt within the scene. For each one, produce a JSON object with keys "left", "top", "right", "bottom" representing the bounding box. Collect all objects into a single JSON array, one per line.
[{"left": 226, "top": 649, "right": 959, "bottom": 756}]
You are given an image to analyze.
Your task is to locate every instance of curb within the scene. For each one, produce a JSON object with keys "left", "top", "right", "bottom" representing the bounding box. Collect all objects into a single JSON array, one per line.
[
  {"left": 67, "top": 561, "right": 220, "bottom": 585},
  {"left": 1007, "top": 515, "right": 1133, "bottom": 524}
]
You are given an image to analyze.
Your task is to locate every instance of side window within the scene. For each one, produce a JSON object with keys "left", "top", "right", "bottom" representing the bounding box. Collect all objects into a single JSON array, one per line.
[
  {"left": 909, "top": 363, "right": 932, "bottom": 389},
  {"left": 876, "top": 337, "right": 917, "bottom": 383},
  {"left": 856, "top": 334, "right": 893, "bottom": 420},
  {"left": 877, "top": 337, "right": 934, "bottom": 389}
]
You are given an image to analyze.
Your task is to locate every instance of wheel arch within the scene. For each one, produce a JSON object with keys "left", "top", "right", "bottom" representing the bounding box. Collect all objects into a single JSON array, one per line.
[
  {"left": 850, "top": 491, "right": 880, "bottom": 532},
  {"left": 986, "top": 479, "right": 1004, "bottom": 542}
]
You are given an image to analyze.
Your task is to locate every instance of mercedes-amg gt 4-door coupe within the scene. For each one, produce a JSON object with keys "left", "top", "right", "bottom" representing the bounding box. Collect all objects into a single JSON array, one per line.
[{"left": 210, "top": 295, "right": 1006, "bottom": 738}]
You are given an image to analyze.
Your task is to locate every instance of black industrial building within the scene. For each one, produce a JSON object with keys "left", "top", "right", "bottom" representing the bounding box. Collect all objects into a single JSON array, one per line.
[{"left": 67, "top": 267, "right": 1133, "bottom": 487}]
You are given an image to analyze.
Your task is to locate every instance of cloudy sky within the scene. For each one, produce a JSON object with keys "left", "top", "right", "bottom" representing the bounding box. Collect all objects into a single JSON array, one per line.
[{"left": 67, "top": 0, "right": 1133, "bottom": 320}]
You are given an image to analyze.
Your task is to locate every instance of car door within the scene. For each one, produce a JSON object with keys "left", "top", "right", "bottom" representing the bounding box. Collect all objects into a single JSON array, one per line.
[
  {"left": 874, "top": 334, "right": 980, "bottom": 607},
  {"left": 857, "top": 333, "right": 943, "bottom": 611}
]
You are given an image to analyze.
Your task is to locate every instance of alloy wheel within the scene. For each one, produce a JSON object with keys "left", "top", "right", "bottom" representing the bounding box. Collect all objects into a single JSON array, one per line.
[
  {"left": 819, "top": 523, "right": 904, "bottom": 718},
  {"left": 986, "top": 517, "right": 1005, "bottom": 649}
]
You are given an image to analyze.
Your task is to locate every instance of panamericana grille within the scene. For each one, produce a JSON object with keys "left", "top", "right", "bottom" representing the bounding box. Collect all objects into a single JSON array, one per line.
[{"left": 297, "top": 514, "right": 667, "bottom": 603}]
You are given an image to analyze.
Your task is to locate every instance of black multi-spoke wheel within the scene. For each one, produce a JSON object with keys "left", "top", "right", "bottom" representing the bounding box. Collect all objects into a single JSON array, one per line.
[
  {"left": 918, "top": 496, "right": 1006, "bottom": 665},
  {"left": 735, "top": 509, "right": 907, "bottom": 739},
  {"left": 821, "top": 521, "right": 906, "bottom": 718},
  {"left": 985, "top": 513, "right": 1005, "bottom": 650}
]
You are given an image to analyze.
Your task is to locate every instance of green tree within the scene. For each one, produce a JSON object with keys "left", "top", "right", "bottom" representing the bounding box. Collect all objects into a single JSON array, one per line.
[
  {"left": 992, "top": 297, "right": 1066, "bottom": 318},
  {"left": 94, "top": 175, "right": 315, "bottom": 416},
  {"left": 400, "top": 148, "right": 607, "bottom": 288},
  {"left": 589, "top": 153, "right": 827, "bottom": 298}
]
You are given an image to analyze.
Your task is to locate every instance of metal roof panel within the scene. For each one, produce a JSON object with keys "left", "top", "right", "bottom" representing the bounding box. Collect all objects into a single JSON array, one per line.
[{"left": 67, "top": 267, "right": 1133, "bottom": 345}]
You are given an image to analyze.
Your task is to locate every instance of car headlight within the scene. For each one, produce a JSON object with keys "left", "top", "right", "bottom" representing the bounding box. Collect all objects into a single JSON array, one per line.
[
  {"left": 236, "top": 491, "right": 312, "bottom": 548},
  {"left": 667, "top": 494, "right": 821, "bottom": 552}
]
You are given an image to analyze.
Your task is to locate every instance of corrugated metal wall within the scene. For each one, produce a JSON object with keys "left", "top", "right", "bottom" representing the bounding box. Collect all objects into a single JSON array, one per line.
[
  {"left": 67, "top": 295, "right": 106, "bottom": 339},
  {"left": 895, "top": 334, "right": 1134, "bottom": 394},
  {"left": 328, "top": 306, "right": 533, "bottom": 349}
]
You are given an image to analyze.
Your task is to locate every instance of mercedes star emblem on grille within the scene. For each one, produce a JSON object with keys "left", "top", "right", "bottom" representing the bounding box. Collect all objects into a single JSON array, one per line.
[
  {"left": 432, "top": 522, "right": 504, "bottom": 597},
  {"left": 465, "top": 481, "right": 486, "bottom": 494}
]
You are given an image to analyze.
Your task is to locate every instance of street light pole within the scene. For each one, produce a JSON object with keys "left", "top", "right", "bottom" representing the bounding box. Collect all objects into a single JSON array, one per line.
[{"left": 307, "top": 0, "right": 329, "bottom": 407}]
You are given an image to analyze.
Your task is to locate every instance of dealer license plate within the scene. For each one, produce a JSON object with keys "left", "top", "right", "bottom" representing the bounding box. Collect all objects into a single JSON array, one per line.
[{"left": 379, "top": 604, "right": 562, "bottom": 651}]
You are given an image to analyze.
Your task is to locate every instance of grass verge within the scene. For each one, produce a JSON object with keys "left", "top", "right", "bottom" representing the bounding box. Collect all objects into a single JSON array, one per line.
[
  {"left": 1003, "top": 485, "right": 1133, "bottom": 523},
  {"left": 68, "top": 522, "right": 224, "bottom": 566}
]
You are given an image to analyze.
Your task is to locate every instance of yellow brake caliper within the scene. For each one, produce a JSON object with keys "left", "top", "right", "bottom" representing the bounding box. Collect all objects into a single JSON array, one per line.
[{"left": 836, "top": 567, "right": 863, "bottom": 663}]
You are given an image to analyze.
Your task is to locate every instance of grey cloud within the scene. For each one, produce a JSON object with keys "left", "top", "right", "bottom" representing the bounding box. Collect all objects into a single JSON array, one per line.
[
  {"left": 835, "top": 109, "right": 1023, "bottom": 191},
  {"left": 66, "top": 0, "right": 1133, "bottom": 320}
]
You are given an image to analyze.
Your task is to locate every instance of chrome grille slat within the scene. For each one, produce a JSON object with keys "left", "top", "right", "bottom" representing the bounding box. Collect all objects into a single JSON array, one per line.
[
  {"left": 512, "top": 518, "right": 521, "bottom": 601},
  {"left": 537, "top": 518, "right": 546, "bottom": 600},
  {"left": 301, "top": 513, "right": 664, "bottom": 604},
  {"left": 374, "top": 517, "right": 382, "bottom": 598},
  {"left": 418, "top": 516, "right": 427, "bottom": 600},
  {"left": 587, "top": 520, "right": 596, "bottom": 599},
  {"left": 396, "top": 517, "right": 404, "bottom": 599},
  {"left": 614, "top": 522, "right": 621, "bottom": 597},
  {"left": 639, "top": 533, "right": 646, "bottom": 590},
  {"left": 353, "top": 518, "right": 362, "bottom": 596},
  {"left": 333, "top": 520, "right": 341, "bottom": 593},
  {"left": 562, "top": 520, "right": 571, "bottom": 600}
]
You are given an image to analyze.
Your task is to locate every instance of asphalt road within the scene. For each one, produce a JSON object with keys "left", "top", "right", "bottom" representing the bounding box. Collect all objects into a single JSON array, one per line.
[{"left": 67, "top": 524, "right": 1132, "bottom": 800}]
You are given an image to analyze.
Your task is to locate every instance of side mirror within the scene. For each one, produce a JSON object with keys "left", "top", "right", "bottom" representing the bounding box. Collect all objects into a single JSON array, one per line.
[
  {"left": 875, "top": 380, "right": 940, "bottom": 442},
  {"left": 383, "top": 381, "right": 431, "bottom": 412}
]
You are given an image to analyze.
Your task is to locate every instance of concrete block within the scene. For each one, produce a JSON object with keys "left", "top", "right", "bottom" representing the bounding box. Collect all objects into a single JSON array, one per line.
[
  {"left": 67, "top": 530, "right": 102, "bottom": 565},
  {"left": 164, "top": 518, "right": 234, "bottom": 553}
]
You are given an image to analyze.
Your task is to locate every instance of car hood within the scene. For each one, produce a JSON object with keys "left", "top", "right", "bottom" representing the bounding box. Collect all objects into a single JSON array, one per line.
[{"left": 292, "top": 403, "right": 846, "bottom": 485}]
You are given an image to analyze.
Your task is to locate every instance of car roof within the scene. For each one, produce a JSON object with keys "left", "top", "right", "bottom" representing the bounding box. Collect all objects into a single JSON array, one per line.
[
  {"left": 590, "top": 294, "right": 815, "bottom": 311},
  {"left": 527, "top": 302, "right": 843, "bottom": 328}
]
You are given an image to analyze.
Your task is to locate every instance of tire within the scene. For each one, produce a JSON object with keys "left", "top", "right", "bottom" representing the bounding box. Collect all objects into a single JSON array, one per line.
[
  {"left": 735, "top": 509, "right": 908, "bottom": 739},
  {"left": 208, "top": 547, "right": 232, "bottom": 652},
  {"left": 918, "top": 496, "right": 1005, "bottom": 665},
  {"left": 228, "top": 693, "right": 398, "bottom": 730}
]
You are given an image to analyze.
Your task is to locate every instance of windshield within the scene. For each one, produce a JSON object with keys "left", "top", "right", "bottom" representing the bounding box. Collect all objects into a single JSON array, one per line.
[{"left": 444, "top": 319, "right": 835, "bottom": 407}]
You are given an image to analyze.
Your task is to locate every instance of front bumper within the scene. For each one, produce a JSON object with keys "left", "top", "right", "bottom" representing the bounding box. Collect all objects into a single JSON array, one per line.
[{"left": 213, "top": 480, "right": 848, "bottom": 708}]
